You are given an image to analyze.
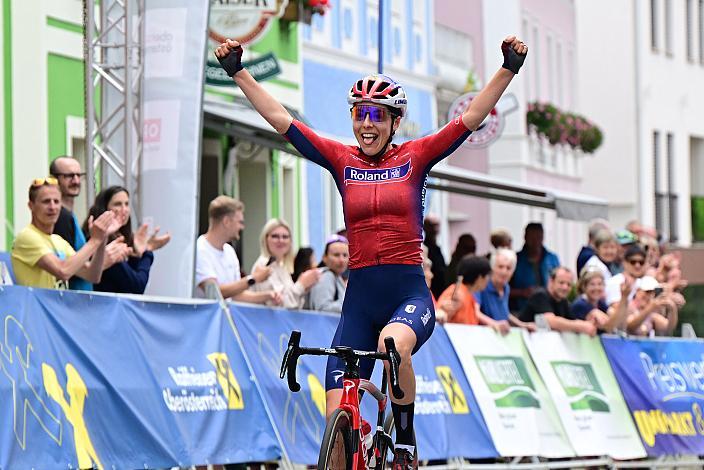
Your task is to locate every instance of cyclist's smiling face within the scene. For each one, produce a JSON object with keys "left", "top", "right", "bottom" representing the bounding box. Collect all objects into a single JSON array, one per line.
[
  {"left": 267, "top": 225, "right": 292, "bottom": 261},
  {"left": 351, "top": 103, "right": 400, "bottom": 157}
]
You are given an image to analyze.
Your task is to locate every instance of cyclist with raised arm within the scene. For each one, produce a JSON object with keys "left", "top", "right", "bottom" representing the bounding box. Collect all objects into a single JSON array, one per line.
[{"left": 215, "top": 36, "right": 527, "bottom": 469}]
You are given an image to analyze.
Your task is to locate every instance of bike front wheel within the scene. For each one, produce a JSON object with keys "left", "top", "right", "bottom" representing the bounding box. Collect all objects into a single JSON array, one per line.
[{"left": 318, "top": 408, "right": 354, "bottom": 470}]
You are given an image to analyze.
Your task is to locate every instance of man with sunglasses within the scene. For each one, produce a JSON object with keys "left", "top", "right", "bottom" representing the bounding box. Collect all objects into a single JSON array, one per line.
[
  {"left": 215, "top": 34, "right": 527, "bottom": 468},
  {"left": 605, "top": 244, "right": 649, "bottom": 307},
  {"left": 50, "top": 156, "right": 130, "bottom": 290},
  {"left": 11, "top": 178, "right": 119, "bottom": 290}
]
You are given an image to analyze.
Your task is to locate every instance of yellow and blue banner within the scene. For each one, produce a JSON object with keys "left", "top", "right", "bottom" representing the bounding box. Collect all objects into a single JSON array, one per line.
[
  {"left": 602, "top": 335, "right": 704, "bottom": 456},
  {"left": 0, "top": 285, "right": 280, "bottom": 469}
]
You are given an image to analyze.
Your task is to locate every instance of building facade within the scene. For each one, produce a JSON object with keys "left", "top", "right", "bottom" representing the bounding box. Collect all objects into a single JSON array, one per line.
[{"left": 577, "top": 0, "right": 704, "bottom": 246}]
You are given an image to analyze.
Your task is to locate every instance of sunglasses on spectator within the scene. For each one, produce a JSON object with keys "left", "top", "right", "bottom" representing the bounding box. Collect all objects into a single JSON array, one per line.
[
  {"left": 31, "top": 177, "right": 58, "bottom": 187},
  {"left": 351, "top": 104, "right": 389, "bottom": 123},
  {"left": 53, "top": 172, "right": 86, "bottom": 179},
  {"left": 627, "top": 258, "right": 646, "bottom": 266},
  {"left": 269, "top": 233, "right": 291, "bottom": 240}
]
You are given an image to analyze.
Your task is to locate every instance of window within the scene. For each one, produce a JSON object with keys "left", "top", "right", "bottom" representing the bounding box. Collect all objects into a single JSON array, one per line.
[
  {"left": 393, "top": 26, "right": 401, "bottom": 56},
  {"left": 665, "top": 0, "right": 673, "bottom": 54},
  {"left": 700, "top": 0, "right": 704, "bottom": 62},
  {"left": 651, "top": 0, "right": 659, "bottom": 50},
  {"left": 653, "top": 131, "right": 664, "bottom": 235},
  {"left": 414, "top": 33, "right": 422, "bottom": 62},
  {"left": 556, "top": 42, "right": 563, "bottom": 107},
  {"left": 369, "top": 17, "right": 378, "bottom": 48},
  {"left": 546, "top": 35, "right": 554, "bottom": 102},
  {"left": 687, "top": 0, "right": 695, "bottom": 60},
  {"left": 434, "top": 24, "right": 473, "bottom": 69},
  {"left": 533, "top": 25, "right": 540, "bottom": 99},
  {"left": 343, "top": 8, "right": 353, "bottom": 39},
  {"left": 667, "top": 133, "right": 678, "bottom": 242}
]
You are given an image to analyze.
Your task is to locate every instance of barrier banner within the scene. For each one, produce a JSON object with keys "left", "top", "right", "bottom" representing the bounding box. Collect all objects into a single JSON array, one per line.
[
  {"left": 524, "top": 331, "right": 646, "bottom": 459},
  {"left": 445, "top": 325, "right": 574, "bottom": 457},
  {"left": 408, "top": 326, "right": 498, "bottom": 459},
  {"left": 602, "top": 335, "right": 704, "bottom": 456},
  {"left": 0, "top": 286, "right": 280, "bottom": 470},
  {"left": 231, "top": 304, "right": 339, "bottom": 464}
]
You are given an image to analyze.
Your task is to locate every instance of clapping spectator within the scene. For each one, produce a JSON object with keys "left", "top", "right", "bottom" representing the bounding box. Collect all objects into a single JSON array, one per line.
[
  {"left": 445, "top": 233, "right": 476, "bottom": 286},
  {"left": 437, "top": 256, "right": 510, "bottom": 334},
  {"left": 582, "top": 229, "right": 619, "bottom": 281},
  {"left": 83, "top": 186, "right": 170, "bottom": 294},
  {"left": 250, "top": 218, "right": 320, "bottom": 308},
  {"left": 509, "top": 223, "right": 560, "bottom": 312},
  {"left": 194, "top": 196, "right": 279, "bottom": 304},
  {"left": 292, "top": 247, "right": 316, "bottom": 282},
  {"left": 12, "top": 178, "right": 118, "bottom": 289},
  {"left": 306, "top": 235, "right": 349, "bottom": 313},
  {"left": 605, "top": 244, "right": 648, "bottom": 307},
  {"left": 518, "top": 267, "right": 596, "bottom": 336}
]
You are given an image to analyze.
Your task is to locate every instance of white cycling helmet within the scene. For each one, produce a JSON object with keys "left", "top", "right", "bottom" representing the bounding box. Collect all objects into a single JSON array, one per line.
[{"left": 347, "top": 74, "right": 407, "bottom": 117}]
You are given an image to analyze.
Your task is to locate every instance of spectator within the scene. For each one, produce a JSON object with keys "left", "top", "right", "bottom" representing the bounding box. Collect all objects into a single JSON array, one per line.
[
  {"left": 306, "top": 235, "right": 349, "bottom": 313},
  {"left": 436, "top": 256, "right": 510, "bottom": 334},
  {"left": 292, "top": 247, "right": 316, "bottom": 282},
  {"left": 50, "top": 156, "right": 130, "bottom": 290},
  {"left": 11, "top": 178, "right": 117, "bottom": 289},
  {"left": 476, "top": 248, "right": 534, "bottom": 330},
  {"left": 627, "top": 276, "right": 678, "bottom": 336},
  {"left": 83, "top": 186, "right": 170, "bottom": 294},
  {"left": 250, "top": 218, "right": 320, "bottom": 308},
  {"left": 194, "top": 196, "right": 278, "bottom": 304},
  {"left": 571, "top": 268, "right": 610, "bottom": 324},
  {"left": 518, "top": 267, "right": 596, "bottom": 336},
  {"left": 576, "top": 219, "right": 610, "bottom": 275},
  {"left": 582, "top": 229, "right": 619, "bottom": 281},
  {"left": 423, "top": 214, "right": 448, "bottom": 298},
  {"left": 509, "top": 222, "right": 560, "bottom": 312},
  {"left": 612, "top": 229, "right": 638, "bottom": 274},
  {"left": 445, "top": 233, "right": 476, "bottom": 286},
  {"left": 605, "top": 244, "right": 648, "bottom": 307},
  {"left": 490, "top": 228, "right": 512, "bottom": 250},
  {"left": 421, "top": 245, "right": 435, "bottom": 300}
]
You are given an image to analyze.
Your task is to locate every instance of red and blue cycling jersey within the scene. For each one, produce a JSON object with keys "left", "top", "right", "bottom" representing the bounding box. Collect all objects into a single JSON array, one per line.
[{"left": 284, "top": 118, "right": 472, "bottom": 269}]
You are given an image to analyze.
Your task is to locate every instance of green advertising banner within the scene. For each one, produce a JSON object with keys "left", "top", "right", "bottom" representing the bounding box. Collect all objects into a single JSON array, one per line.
[
  {"left": 445, "top": 325, "right": 574, "bottom": 457},
  {"left": 523, "top": 331, "right": 646, "bottom": 459},
  {"left": 205, "top": 53, "right": 281, "bottom": 86}
]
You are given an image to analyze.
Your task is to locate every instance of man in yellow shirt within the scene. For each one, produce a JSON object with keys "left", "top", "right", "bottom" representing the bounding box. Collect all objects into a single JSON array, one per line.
[{"left": 11, "top": 178, "right": 119, "bottom": 289}]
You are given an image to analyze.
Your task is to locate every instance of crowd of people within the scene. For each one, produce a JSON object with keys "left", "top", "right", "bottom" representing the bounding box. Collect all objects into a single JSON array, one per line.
[{"left": 5, "top": 154, "right": 687, "bottom": 340}]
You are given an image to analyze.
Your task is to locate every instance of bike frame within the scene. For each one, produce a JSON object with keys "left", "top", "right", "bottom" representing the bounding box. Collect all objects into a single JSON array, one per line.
[{"left": 280, "top": 331, "right": 402, "bottom": 470}]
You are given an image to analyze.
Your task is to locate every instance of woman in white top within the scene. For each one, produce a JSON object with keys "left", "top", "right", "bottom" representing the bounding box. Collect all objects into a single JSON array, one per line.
[
  {"left": 583, "top": 229, "right": 618, "bottom": 282},
  {"left": 250, "top": 218, "right": 320, "bottom": 308}
]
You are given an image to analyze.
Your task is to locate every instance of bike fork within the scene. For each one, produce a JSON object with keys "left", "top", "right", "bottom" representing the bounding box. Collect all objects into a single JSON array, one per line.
[{"left": 369, "top": 368, "right": 392, "bottom": 468}]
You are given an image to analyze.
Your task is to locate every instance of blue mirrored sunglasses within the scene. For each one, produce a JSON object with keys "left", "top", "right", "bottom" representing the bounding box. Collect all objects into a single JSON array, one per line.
[{"left": 351, "top": 104, "right": 389, "bottom": 122}]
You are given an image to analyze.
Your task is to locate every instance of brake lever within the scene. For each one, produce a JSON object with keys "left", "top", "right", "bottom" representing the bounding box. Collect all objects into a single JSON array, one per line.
[
  {"left": 280, "top": 330, "right": 302, "bottom": 392},
  {"left": 384, "top": 336, "right": 404, "bottom": 400}
]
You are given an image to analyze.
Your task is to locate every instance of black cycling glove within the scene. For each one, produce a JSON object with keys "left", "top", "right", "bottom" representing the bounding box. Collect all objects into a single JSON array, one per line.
[
  {"left": 217, "top": 44, "right": 244, "bottom": 77},
  {"left": 501, "top": 41, "right": 526, "bottom": 74}
]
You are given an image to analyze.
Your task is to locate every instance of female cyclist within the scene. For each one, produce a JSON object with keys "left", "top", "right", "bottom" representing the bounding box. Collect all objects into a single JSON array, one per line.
[{"left": 215, "top": 35, "right": 527, "bottom": 469}]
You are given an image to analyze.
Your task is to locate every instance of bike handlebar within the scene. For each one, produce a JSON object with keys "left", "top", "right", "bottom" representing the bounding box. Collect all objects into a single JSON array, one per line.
[{"left": 279, "top": 330, "right": 404, "bottom": 399}]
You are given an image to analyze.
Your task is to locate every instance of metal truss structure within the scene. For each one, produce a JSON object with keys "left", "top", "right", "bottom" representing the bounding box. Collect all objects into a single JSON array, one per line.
[{"left": 83, "top": 0, "right": 145, "bottom": 207}]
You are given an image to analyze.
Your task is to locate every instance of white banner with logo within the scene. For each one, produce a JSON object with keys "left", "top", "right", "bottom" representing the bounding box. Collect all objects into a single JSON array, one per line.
[
  {"left": 140, "top": 0, "right": 209, "bottom": 297},
  {"left": 445, "top": 325, "right": 574, "bottom": 457},
  {"left": 523, "top": 331, "right": 646, "bottom": 459}
]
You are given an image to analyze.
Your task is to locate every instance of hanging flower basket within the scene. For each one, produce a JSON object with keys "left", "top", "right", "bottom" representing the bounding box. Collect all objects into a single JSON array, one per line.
[
  {"left": 281, "top": 0, "right": 331, "bottom": 25},
  {"left": 526, "top": 102, "right": 603, "bottom": 154}
]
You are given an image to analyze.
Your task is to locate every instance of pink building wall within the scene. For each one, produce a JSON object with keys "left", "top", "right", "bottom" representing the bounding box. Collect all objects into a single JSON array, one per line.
[{"left": 435, "top": 0, "right": 493, "bottom": 255}]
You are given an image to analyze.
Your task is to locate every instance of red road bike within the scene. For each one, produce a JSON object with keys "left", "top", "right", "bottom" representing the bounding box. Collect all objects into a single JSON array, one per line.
[{"left": 280, "top": 330, "right": 405, "bottom": 469}]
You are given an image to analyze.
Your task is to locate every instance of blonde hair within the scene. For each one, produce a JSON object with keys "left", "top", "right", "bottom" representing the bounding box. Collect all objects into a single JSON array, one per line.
[
  {"left": 208, "top": 196, "right": 244, "bottom": 223},
  {"left": 577, "top": 267, "right": 605, "bottom": 294},
  {"left": 259, "top": 218, "right": 295, "bottom": 272}
]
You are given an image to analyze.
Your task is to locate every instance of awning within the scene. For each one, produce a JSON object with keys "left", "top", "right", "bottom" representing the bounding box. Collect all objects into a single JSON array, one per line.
[
  {"left": 202, "top": 99, "right": 608, "bottom": 221},
  {"left": 202, "top": 97, "right": 307, "bottom": 154},
  {"left": 428, "top": 165, "right": 608, "bottom": 221}
]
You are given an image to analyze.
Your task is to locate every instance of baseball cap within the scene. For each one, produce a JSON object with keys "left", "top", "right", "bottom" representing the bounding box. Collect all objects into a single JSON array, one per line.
[
  {"left": 616, "top": 230, "right": 638, "bottom": 245},
  {"left": 636, "top": 276, "right": 660, "bottom": 292},
  {"left": 624, "top": 244, "right": 647, "bottom": 260}
]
